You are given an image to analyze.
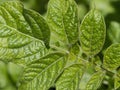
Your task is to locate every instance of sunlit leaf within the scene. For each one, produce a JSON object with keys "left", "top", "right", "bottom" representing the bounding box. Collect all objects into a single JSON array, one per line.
[
  {"left": 0, "top": 1, "right": 50, "bottom": 47},
  {"left": 56, "top": 64, "right": 84, "bottom": 90},
  {"left": 19, "top": 52, "right": 66, "bottom": 90},
  {"left": 0, "top": 1, "right": 51, "bottom": 64},
  {"left": 103, "top": 44, "right": 120, "bottom": 71},
  {"left": 47, "top": 0, "right": 78, "bottom": 49},
  {"left": 86, "top": 70, "right": 105, "bottom": 90},
  {"left": 80, "top": 9, "right": 106, "bottom": 57}
]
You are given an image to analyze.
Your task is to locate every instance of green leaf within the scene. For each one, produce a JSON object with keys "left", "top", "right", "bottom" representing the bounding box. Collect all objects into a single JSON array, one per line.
[
  {"left": 103, "top": 44, "right": 120, "bottom": 71},
  {"left": 108, "top": 21, "right": 120, "bottom": 43},
  {"left": 56, "top": 64, "right": 84, "bottom": 90},
  {"left": 19, "top": 52, "right": 66, "bottom": 90},
  {"left": 0, "top": 25, "right": 47, "bottom": 64},
  {"left": 80, "top": 9, "right": 106, "bottom": 57},
  {"left": 0, "top": 1, "right": 50, "bottom": 47},
  {"left": 86, "top": 70, "right": 105, "bottom": 90},
  {"left": 47, "top": 0, "right": 78, "bottom": 49},
  {"left": 114, "top": 70, "right": 120, "bottom": 90},
  {"left": 79, "top": 62, "right": 94, "bottom": 90},
  {"left": 23, "top": 9, "right": 50, "bottom": 47}
]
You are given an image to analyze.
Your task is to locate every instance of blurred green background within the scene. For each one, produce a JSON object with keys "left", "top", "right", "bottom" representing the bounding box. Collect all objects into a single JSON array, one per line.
[{"left": 0, "top": 0, "right": 120, "bottom": 90}]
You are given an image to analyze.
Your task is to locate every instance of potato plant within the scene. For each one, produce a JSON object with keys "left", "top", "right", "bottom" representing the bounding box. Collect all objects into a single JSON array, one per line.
[{"left": 0, "top": 0, "right": 120, "bottom": 90}]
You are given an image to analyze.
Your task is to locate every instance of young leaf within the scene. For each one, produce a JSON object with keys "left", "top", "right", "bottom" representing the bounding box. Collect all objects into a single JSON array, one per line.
[
  {"left": 0, "top": 25, "right": 47, "bottom": 64},
  {"left": 56, "top": 64, "right": 84, "bottom": 90},
  {"left": 0, "top": 1, "right": 50, "bottom": 47},
  {"left": 47, "top": 0, "right": 78, "bottom": 48},
  {"left": 85, "top": 70, "right": 105, "bottom": 90},
  {"left": 80, "top": 9, "right": 106, "bottom": 57},
  {"left": 19, "top": 52, "right": 66, "bottom": 90},
  {"left": 103, "top": 44, "right": 120, "bottom": 71}
]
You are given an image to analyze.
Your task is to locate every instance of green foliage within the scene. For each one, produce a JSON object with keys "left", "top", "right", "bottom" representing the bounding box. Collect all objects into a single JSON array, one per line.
[
  {"left": 103, "top": 44, "right": 120, "bottom": 71},
  {"left": 80, "top": 9, "right": 106, "bottom": 57},
  {"left": 86, "top": 70, "right": 105, "bottom": 90},
  {"left": 56, "top": 64, "right": 84, "bottom": 90},
  {"left": 0, "top": 1, "right": 50, "bottom": 47},
  {"left": 19, "top": 52, "right": 66, "bottom": 90},
  {"left": 47, "top": 0, "right": 78, "bottom": 49},
  {"left": 0, "top": 0, "right": 120, "bottom": 90},
  {"left": 0, "top": 25, "right": 48, "bottom": 64}
]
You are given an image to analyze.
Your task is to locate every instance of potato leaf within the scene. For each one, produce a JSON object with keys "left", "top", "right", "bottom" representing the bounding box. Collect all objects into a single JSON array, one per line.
[
  {"left": 80, "top": 9, "right": 106, "bottom": 57},
  {"left": 56, "top": 64, "right": 84, "bottom": 90},
  {"left": 0, "top": 1, "right": 51, "bottom": 64},
  {"left": 0, "top": 25, "right": 47, "bottom": 64},
  {"left": 47, "top": 0, "right": 78, "bottom": 49},
  {"left": 0, "top": 1, "right": 50, "bottom": 47},
  {"left": 19, "top": 52, "right": 66, "bottom": 90},
  {"left": 103, "top": 44, "right": 120, "bottom": 71},
  {"left": 86, "top": 70, "right": 105, "bottom": 90}
]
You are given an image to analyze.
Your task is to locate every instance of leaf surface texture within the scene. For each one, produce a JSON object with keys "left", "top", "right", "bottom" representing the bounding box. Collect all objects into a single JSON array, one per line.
[
  {"left": 80, "top": 9, "right": 106, "bottom": 56},
  {"left": 47, "top": 0, "right": 78, "bottom": 48},
  {"left": 103, "top": 44, "right": 120, "bottom": 71},
  {"left": 19, "top": 52, "right": 66, "bottom": 90}
]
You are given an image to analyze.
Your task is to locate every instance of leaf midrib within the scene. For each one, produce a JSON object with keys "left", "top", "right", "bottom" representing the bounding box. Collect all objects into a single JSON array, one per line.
[
  {"left": 0, "top": 5, "right": 47, "bottom": 46},
  {"left": 24, "top": 56, "right": 64, "bottom": 85},
  {"left": 1, "top": 25, "right": 45, "bottom": 46}
]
